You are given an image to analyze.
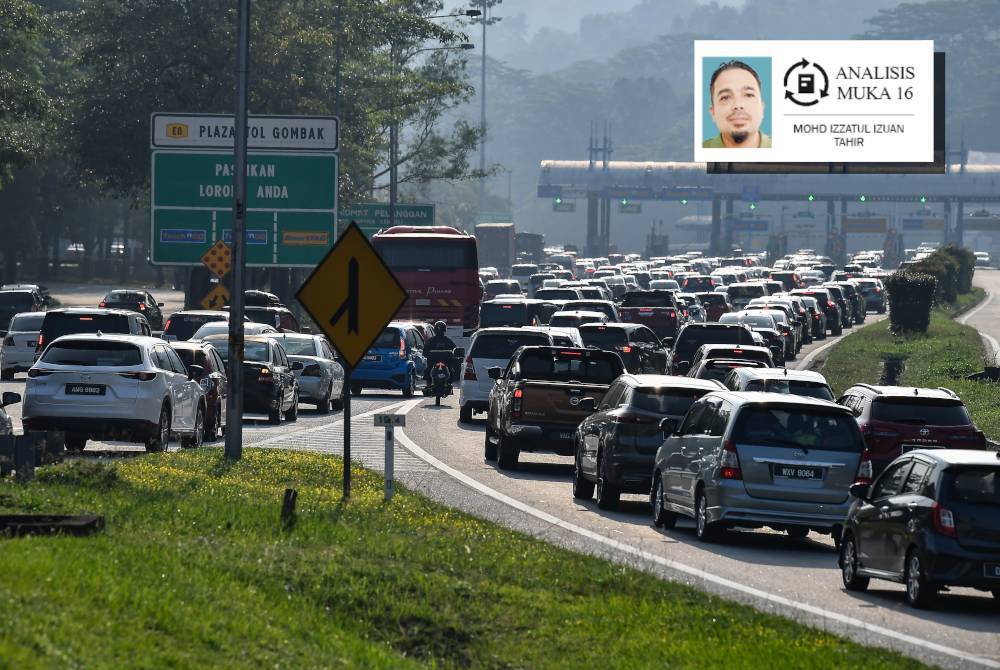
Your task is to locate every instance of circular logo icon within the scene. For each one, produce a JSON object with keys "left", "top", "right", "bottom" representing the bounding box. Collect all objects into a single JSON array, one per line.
[
  {"left": 569, "top": 397, "right": 581, "bottom": 407},
  {"left": 784, "top": 58, "right": 830, "bottom": 107}
]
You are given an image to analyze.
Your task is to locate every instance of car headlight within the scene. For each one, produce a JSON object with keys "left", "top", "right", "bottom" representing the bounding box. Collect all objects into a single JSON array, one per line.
[{"left": 199, "top": 378, "right": 213, "bottom": 393}]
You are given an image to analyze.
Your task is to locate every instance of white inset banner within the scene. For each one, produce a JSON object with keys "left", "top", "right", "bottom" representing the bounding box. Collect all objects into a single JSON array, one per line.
[{"left": 694, "top": 41, "right": 934, "bottom": 163}]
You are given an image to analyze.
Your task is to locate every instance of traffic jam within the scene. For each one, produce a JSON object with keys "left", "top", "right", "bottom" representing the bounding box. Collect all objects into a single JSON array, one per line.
[{"left": 0, "top": 227, "right": 998, "bottom": 614}]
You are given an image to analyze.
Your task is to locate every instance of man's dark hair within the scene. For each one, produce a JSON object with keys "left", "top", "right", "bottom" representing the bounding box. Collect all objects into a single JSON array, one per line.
[{"left": 709, "top": 60, "right": 762, "bottom": 101}]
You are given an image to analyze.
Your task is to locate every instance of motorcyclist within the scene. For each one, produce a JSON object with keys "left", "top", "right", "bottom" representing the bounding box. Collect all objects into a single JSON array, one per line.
[{"left": 423, "top": 320, "right": 458, "bottom": 385}]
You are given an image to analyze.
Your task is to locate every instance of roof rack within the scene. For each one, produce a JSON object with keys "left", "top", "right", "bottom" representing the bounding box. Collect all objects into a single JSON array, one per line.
[
  {"left": 852, "top": 383, "right": 883, "bottom": 394},
  {"left": 935, "top": 387, "right": 960, "bottom": 399}
]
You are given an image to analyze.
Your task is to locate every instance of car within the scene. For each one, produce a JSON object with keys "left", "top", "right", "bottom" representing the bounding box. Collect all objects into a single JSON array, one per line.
[
  {"left": 191, "top": 321, "right": 278, "bottom": 340},
  {"left": 726, "top": 282, "right": 767, "bottom": 310},
  {"left": 974, "top": 251, "right": 991, "bottom": 267},
  {"left": 485, "top": 346, "right": 624, "bottom": 469},
  {"left": 791, "top": 288, "right": 842, "bottom": 336},
  {"left": 687, "top": 343, "right": 776, "bottom": 372},
  {"left": 534, "top": 288, "right": 582, "bottom": 302},
  {"left": 22, "top": 334, "right": 207, "bottom": 452},
  {"left": 718, "top": 311, "right": 790, "bottom": 364},
  {"left": 834, "top": 281, "right": 866, "bottom": 325},
  {"left": 840, "top": 449, "right": 1000, "bottom": 608},
  {"left": 855, "top": 278, "right": 887, "bottom": 314},
  {"left": 837, "top": 384, "right": 986, "bottom": 475},
  {"left": 0, "top": 289, "right": 45, "bottom": 332},
  {"left": 244, "top": 290, "right": 283, "bottom": 307},
  {"left": 722, "top": 367, "right": 834, "bottom": 400},
  {"left": 351, "top": 322, "right": 427, "bottom": 397},
  {"left": 745, "top": 301, "right": 804, "bottom": 352},
  {"left": 687, "top": 358, "right": 767, "bottom": 382},
  {"left": 162, "top": 310, "right": 244, "bottom": 342},
  {"left": 529, "top": 326, "right": 584, "bottom": 348},
  {"left": 794, "top": 295, "right": 828, "bottom": 340},
  {"left": 822, "top": 283, "right": 854, "bottom": 329},
  {"left": 651, "top": 391, "right": 867, "bottom": 543},
  {"left": 695, "top": 292, "right": 732, "bottom": 323},
  {"left": 459, "top": 327, "right": 554, "bottom": 422},
  {"left": 266, "top": 333, "right": 345, "bottom": 413},
  {"left": 667, "top": 323, "right": 757, "bottom": 375},
  {"left": 649, "top": 279, "right": 680, "bottom": 291},
  {"left": 0, "top": 390, "right": 19, "bottom": 436},
  {"left": 36, "top": 308, "right": 152, "bottom": 358},
  {"left": 617, "top": 290, "right": 682, "bottom": 342},
  {"left": 478, "top": 298, "right": 550, "bottom": 328},
  {"left": 242, "top": 305, "right": 301, "bottom": 332},
  {"left": 204, "top": 334, "right": 301, "bottom": 424},
  {"left": 561, "top": 300, "right": 619, "bottom": 324},
  {"left": 578, "top": 323, "right": 668, "bottom": 374},
  {"left": 548, "top": 310, "right": 608, "bottom": 329},
  {"left": 676, "top": 293, "right": 707, "bottom": 323},
  {"left": 99, "top": 290, "right": 165, "bottom": 331},
  {"left": 573, "top": 375, "right": 725, "bottom": 509},
  {"left": 680, "top": 275, "right": 717, "bottom": 292},
  {"left": 483, "top": 279, "right": 524, "bottom": 301},
  {"left": 169, "top": 340, "right": 228, "bottom": 440},
  {"left": 1, "top": 312, "right": 45, "bottom": 380},
  {"left": 770, "top": 272, "right": 802, "bottom": 291}
]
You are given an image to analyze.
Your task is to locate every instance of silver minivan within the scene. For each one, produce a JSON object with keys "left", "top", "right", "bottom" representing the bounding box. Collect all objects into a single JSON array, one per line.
[{"left": 651, "top": 391, "right": 866, "bottom": 543}]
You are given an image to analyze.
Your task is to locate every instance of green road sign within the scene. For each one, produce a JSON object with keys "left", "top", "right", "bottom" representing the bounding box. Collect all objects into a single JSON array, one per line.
[
  {"left": 339, "top": 202, "right": 435, "bottom": 237},
  {"left": 151, "top": 150, "right": 337, "bottom": 267}
]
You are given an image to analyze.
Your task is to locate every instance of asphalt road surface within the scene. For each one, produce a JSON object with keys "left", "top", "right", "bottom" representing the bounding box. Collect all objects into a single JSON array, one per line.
[{"left": 4, "top": 286, "right": 998, "bottom": 668}]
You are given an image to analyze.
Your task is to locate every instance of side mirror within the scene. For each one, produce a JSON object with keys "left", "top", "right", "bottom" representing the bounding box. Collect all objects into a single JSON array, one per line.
[
  {"left": 454, "top": 347, "right": 465, "bottom": 360},
  {"left": 577, "top": 397, "right": 596, "bottom": 411},
  {"left": 1, "top": 391, "right": 21, "bottom": 407},
  {"left": 187, "top": 364, "right": 205, "bottom": 380},
  {"left": 849, "top": 482, "right": 871, "bottom": 501},
  {"left": 487, "top": 366, "right": 502, "bottom": 380},
  {"left": 659, "top": 417, "right": 678, "bottom": 436},
  {"left": 291, "top": 361, "right": 304, "bottom": 371}
]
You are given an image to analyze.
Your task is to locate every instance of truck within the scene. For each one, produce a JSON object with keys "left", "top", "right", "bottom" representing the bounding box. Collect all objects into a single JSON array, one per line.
[
  {"left": 475, "top": 223, "right": 515, "bottom": 276},
  {"left": 515, "top": 232, "right": 545, "bottom": 265},
  {"left": 484, "top": 346, "right": 624, "bottom": 469}
]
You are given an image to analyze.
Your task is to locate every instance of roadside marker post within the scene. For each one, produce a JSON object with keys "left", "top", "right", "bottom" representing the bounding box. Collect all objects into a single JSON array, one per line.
[
  {"left": 374, "top": 414, "right": 406, "bottom": 501},
  {"left": 296, "top": 222, "right": 409, "bottom": 499}
]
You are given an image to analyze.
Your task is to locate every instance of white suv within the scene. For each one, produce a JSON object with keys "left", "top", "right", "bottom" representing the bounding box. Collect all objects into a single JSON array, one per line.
[
  {"left": 23, "top": 334, "right": 206, "bottom": 452},
  {"left": 458, "top": 327, "right": 552, "bottom": 422}
]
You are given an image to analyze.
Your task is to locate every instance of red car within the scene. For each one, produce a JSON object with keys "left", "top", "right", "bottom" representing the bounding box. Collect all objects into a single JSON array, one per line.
[
  {"left": 695, "top": 292, "right": 732, "bottom": 322},
  {"left": 169, "top": 340, "right": 228, "bottom": 441},
  {"left": 617, "top": 290, "right": 682, "bottom": 343}
]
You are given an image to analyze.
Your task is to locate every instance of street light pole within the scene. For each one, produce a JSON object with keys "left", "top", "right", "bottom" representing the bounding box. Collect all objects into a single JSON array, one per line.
[{"left": 477, "top": 3, "right": 488, "bottom": 216}]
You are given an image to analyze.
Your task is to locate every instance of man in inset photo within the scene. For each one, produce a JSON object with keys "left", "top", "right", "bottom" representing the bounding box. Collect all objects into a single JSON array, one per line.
[{"left": 703, "top": 60, "right": 771, "bottom": 149}]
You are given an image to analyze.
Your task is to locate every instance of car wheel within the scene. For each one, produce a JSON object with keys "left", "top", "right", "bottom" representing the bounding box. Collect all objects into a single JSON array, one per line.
[
  {"left": 651, "top": 475, "right": 677, "bottom": 529},
  {"left": 331, "top": 386, "right": 345, "bottom": 411},
  {"left": 268, "top": 400, "right": 282, "bottom": 425},
  {"left": 286, "top": 393, "right": 299, "bottom": 422},
  {"left": 65, "top": 433, "right": 87, "bottom": 453},
  {"left": 496, "top": 433, "right": 518, "bottom": 470},
  {"left": 832, "top": 324, "right": 843, "bottom": 336},
  {"left": 0, "top": 369, "right": 13, "bottom": 381},
  {"left": 905, "top": 549, "right": 936, "bottom": 608},
  {"left": 182, "top": 405, "right": 204, "bottom": 449},
  {"left": 349, "top": 383, "right": 363, "bottom": 396},
  {"left": 786, "top": 526, "right": 809, "bottom": 540},
  {"left": 840, "top": 534, "right": 869, "bottom": 592},
  {"left": 572, "top": 447, "right": 594, "bottom": 500},
  {"left": 595, "top": 450, "right": 620, "bottom": 510},
  {"left": 204, "top": 402, "right": 220, "bottom": 441},
  {"left": 402, "top": 371, "right": 415, "bottom": 398},
  {"left": 459, "top": 405, "right": 473, "bottom": 423},
  {"left": 695, "top": 489, "right": 720, "bottom": 542},
  {"left": 484, "top": 420, "right": 498, "bottom": 461},
  {"left": 145, "top": 404, "right": 171, "bottom": 452},
  {"left": 317, "top": 386, "right": 332, "bottom": 415}
]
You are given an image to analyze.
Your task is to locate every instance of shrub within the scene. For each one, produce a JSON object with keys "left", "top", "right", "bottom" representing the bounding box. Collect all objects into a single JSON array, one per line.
[
  {"left": 939, "top": 244, "right": 976, "bottom": 294},
  {"left": 912, "top": 252, "right": 958, "bottom": 303},
  {"left": 885, "top": 271, "right": 936, "bottom": 333}
]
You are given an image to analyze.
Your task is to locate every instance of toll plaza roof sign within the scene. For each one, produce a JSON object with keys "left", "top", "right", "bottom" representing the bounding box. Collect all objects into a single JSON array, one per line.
[
  {"left": 152, "top": 113, "right": 339, "bottom": 152},
  {"left": 694, "top": 41, "right": 935, "bottom": 164}
]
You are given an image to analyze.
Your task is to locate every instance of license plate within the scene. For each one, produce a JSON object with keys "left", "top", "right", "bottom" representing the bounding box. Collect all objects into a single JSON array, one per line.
[
  {"left": 985, "top": 563, "right": 1000, "bottom": 579},
  {"left": 66, "top": 384, "right": 106, "bottom": 396},
  {"left": 364, "top": 355, "right": 381, "bottom": 362},
  {"left": 772, "top": 464, "right": 822, "bottom": 480}
]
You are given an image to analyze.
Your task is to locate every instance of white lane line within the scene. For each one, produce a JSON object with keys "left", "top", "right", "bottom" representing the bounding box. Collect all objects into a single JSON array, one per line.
[
  {"left": 394, "top": 400, "right": 1000, "bottom": 669},
  {"left": 958, "top": 291, "right": 998, "bottom": 360}
]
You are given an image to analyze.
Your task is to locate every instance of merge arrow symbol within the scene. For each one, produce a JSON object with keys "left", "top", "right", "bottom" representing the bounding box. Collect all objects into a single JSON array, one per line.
[{"left": 330, "top": 257, "right": 359, "bottom": 335}]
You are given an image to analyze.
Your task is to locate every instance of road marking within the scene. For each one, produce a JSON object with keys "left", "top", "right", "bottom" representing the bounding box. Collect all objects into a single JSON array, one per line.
[
  {"left": 958, "top": 291, "right": 999, "bottom": 360},
  {"left": 251, "top": 400, "right": 406, "bottom": 447},
  {"left": 394, "top": 398, "right": 1000, "bottom": 669}
]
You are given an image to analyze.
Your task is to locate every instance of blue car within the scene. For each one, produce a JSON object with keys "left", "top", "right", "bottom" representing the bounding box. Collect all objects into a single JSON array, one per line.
[{"left": 349, "top": 322, "right": 426, "bottom": 396}]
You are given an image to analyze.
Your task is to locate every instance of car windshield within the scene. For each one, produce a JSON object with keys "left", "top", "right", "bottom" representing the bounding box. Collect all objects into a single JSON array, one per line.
[
  {"left": 165, "top": 314, "right": 225, "bottom": 341},
  {"left": 480, "top": 303, "right": 529, "bottom": 327},
  {"left": 733, "top": 407, "right": 862, "bottom": 452},
  {"left": 41, "top": 340, "right": 143, "bottom": 367},
  {"left": 0, "top": 293, "right": 34, "bottom": 309},
  {"left": 104, "top": 292, "right": 145, "bottom": 304},
  {"left": 244, "top": 342, "right": 270, "bottom": 362},
  {"left": 579, "top": 328, "right": 628, "bottom": 349},
  {"left": 535, "top": 289, "right": 579, "bottom": 301},
  {"left": 279, "top": 338, "right": 317, "bottom": 356},
  {"left": 470, "top": 333, "right": 549, "bottom": 359},
  {"left": 697, "top": 293, "right": 726, "bottom": 305},
  {"left": 872, "top": 400, "right": 971, "bottom": 426},
  {"left": 9, "top": 313, "right": 44, "bottom": 331},
  {"left": 729, "top": 285, "right": 765, "bottom": 299},
  {"left": 44, "top": 313, "right": 131, "bottom": 341},
  {"left": 944, "top": 467, "right": 1000, "bottom": 506},
  {"left": 633, "top": 388, "right": 711, "bottom": 415},
  {"left": 372, "top": 328, "right": 402, "bottom": 350},
  {"left": 675, "top": 327, "right": 749, "bottom": 357},
  {"left": 245, "top": 308, "right": 279, "bottom": 326},
  {"left": 743, "top": 314, "right": 777, "bottom": 329},
  {"left": 518, "top": 350, "right": 622, "bottom": 384},
  {"left": 762, "top": 380, "right": 834, "bottom": 401},
  {"left": 621, "top": 292, "right": 672, "bottom": 308},
  {"left": 174, "top": 348, "right": 210, "bottom": 371},
  {"left": 206, "top": 338, "right": 229, "bottom": 360}
]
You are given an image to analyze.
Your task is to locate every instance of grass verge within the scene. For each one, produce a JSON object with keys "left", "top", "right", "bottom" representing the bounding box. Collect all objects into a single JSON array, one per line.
[
  {"left": 0, "top": 450, "right": 927, "bottom": 669},
  {"left": 822, "top": 288, "right": 1000, "bottom": 440}
]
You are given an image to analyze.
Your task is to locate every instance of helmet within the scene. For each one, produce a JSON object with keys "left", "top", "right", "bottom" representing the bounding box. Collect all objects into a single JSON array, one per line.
[{"left": 434, "top": 320, "right": 447, "bottom": 336}]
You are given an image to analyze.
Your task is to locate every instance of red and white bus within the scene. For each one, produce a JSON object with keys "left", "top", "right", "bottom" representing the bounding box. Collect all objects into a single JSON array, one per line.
[{"left": 372, "top": 226, "right": 481, "bottom": 344}]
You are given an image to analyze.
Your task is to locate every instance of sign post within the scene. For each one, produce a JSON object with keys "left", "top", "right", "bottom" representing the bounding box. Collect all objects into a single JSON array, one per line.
[
  {"left": 374, "top": 413, "right": 406, "bottom": 501},
  {"left": 296, "top": 222, "right": 409, "bottom": 499}
]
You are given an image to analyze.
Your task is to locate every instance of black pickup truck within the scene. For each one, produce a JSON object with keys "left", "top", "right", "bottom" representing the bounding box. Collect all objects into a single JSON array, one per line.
[{"left": 484, "top": 346, "right": 624, "bottom": 469}]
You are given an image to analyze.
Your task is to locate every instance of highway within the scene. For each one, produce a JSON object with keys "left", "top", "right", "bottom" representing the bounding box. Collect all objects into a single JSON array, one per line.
[{"left": 2, "top": 281, "right": 998, "bottom": 669}]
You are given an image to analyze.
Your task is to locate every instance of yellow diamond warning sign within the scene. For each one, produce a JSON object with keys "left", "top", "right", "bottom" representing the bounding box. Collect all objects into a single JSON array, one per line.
[
  {"left": 201, "top": 240, "right": 232, "bottom": 278},
  {"left": 296, "top": 222, "right": 408, "bottom": 369},
  {"left": 200, "top": 284, "right": 231, "bottom": 311}
]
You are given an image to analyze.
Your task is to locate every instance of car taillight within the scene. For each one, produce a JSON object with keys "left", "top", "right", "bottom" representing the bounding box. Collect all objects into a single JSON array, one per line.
[
  {"left": 36, "top": 334, "right": 44, "bottom": 350},
  {"left": 27, "top": 368, "right": 52, "bottom": 378},
  {"left": 138, "top": 303, "right": 147, "bottom": 311},
  {"left": 99, "top": 301, "right": 106, "bottom": 308},
  {"left": 667, "top": 310, "right": 675, "bottom": 318},
  {"left": 720, "top": 439, "right": 742, "bottom": 480},
  {"left": 827, "top": 300, "right": 835, "bottom": 308},
  {"left": 874, "top": 287, "right": 882, "bottom": 293},
  {"left": 119, "top": 371, "right": 157, "bottom": 381},
  {"left": 258, "top": 366, "right": 273, "bottom": 382},
  {"left": 620, "top": 345, "right": 632, "bottom": 354},
  {"left": 855, "top": 448, "right": 873, "bottom": 485},
  {"left": 463, "top": 355, "right": 477, "bottom": 381},
  {"left": 512, "top": 387, "right": 523, "bottom": 417},
  {"left": 3, "top": 336, "right": 12, "bottom": 346},
  {"left": 399, "top": 337, "right": 405, "bottom": 358},
  {"left": 932, "top": 502, "right": 957, "bottom": 538},
  {"left": 163, "top": 319, "right": 172, "bottom": 332}
]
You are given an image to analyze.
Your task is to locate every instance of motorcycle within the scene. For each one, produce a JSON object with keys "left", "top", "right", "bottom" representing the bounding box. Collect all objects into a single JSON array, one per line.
[{"left": 422, "top": 347, "right": 464, "bottom": 405}]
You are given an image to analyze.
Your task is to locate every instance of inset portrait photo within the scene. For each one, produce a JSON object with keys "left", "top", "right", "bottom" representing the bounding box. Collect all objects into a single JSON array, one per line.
[{"left": 702, "top": 57, "right": 772, "bottom": 149}]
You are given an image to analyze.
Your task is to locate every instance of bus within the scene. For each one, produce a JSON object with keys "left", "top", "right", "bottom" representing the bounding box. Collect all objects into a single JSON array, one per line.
[{"left": 372, "top": 226, "right": 481, "bottom": 344}]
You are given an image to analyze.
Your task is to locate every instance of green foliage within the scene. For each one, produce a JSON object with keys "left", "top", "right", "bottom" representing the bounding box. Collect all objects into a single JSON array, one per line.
[
  {"left": 939, "top": 244, "right": 977, "bottom": 294},
  {"left": 910, "top": 247, "right": 977, "bottom": 305},
  {"left": 884, "top": 271, "right": 936, "bottom": 333},
  {"left": 0, "top": 449, "right": 930, "bottom": 668}
]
